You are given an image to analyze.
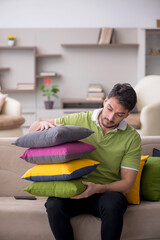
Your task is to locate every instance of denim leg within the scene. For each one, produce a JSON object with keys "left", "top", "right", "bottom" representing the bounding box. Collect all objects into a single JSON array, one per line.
[
  {"left": 45, "top": 197, "right": 74, "bottom": 240},
  {"left": 92, "top": 192, "right": 128, "bottom": 240},
  {"left": 45, "top": 192, "right": 128, "bottom": 240}
]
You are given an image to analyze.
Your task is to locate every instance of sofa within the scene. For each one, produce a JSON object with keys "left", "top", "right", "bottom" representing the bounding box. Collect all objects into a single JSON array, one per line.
[
  {"left": 0, "top": 93, "right": 25, "bottom": 137},
  {"left": 0, "top": 136, "right": 160, "bottom": 240},
  {"left": 126, "top": 75, "right": 160, "bottom": 136}
]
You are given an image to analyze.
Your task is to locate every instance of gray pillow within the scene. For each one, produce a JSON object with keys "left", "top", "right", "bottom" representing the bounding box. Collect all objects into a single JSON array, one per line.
[{"left": 12, "top": 125, "right": 94, "bottom": 148}]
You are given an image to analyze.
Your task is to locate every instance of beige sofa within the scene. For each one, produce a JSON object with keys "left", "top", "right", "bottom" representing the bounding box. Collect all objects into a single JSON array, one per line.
[
  {"left": 0, "top": 136, "right": 160, "bottom": 240},
  {"left": 0, "top": 93, "right": 25, "bottom": 137},
  {"left": 126, "top": 75, "right": 160, "bottom": 136}
]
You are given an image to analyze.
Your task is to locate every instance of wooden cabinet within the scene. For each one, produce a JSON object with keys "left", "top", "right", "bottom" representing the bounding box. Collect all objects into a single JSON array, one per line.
[{"left": 145, "top": 29, "right": 160, "bottom": 75}]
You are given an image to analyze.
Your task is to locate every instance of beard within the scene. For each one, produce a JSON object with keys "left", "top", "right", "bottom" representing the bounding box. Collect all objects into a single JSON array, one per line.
[{"left": 101, "top": 112, "right": 119, "bottom": 129}]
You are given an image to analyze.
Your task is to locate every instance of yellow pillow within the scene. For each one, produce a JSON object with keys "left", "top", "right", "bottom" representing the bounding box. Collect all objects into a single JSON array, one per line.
[
  {"left": 22, "top": 159, "right": 100, "bottom": 182},
  {"left": 125, "top": 155, "right": 149, "bottom": 205}
]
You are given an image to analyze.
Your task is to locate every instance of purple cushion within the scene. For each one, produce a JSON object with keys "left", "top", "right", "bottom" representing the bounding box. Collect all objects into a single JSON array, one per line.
[{"left": 20, "top": 141, "right": 96, "bottom": 164}]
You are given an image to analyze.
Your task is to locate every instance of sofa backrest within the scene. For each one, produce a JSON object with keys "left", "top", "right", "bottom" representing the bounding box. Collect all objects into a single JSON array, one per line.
[
  {"left": 0, "top": 136, "right": 160, "bottom": 197},
  {"left": 135, "top": 75, "right": 160, "bottom": 112},
  {"left": 0, "top": 137, "right": 33, "bottom": 197}
]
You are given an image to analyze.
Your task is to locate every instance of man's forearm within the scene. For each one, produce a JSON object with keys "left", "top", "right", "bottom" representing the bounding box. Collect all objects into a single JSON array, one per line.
[{"left": 97, "top": 179, "right": 134, "bottom": 195}]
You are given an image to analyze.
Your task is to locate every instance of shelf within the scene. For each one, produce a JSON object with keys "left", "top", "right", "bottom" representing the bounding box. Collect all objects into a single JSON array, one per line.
[
  {"left": 61, "top": 98, "right": 103, "bottom": 109},
  {"left": 0, "top": 46, "right": 36, "bottom": 50},
  {"left": 1, "top": 89, "right": 36, "bottom": 92},
  {"left": 36, "top": 74, "right": 60, "bottom": 78},
  {"left": 146, "top": 29, "right": 160, "bottom": 34},
  {"left": 0, "top": 67, "right": 10, "bottom": 71},
  {"left": 36, "top": 54, "right": 62, "bottom": 58},
  {"left": 61, "top": 43, "right": 139, "bottom": 47}
]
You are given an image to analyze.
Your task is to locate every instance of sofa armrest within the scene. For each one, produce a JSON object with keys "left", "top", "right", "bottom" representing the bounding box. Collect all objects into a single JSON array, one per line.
[
  {"left": 1, "top": 97, "right": 22, "bottom": 116},
  {"left": 140, "top": 102, "right": 160, "bottom": 136}
]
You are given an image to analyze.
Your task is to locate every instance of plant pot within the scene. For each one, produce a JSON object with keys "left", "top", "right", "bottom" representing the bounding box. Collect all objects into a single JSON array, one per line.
[
  {"left": 44, "top": 101, "right": 54, "bottom": 109},
  {"left": 8, "top": 40, "right": 15, "bottom": 47}
]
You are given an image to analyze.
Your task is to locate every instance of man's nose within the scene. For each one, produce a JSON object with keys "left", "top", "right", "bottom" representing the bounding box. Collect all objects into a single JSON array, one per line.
[{"left": 108, "top": 113, "right": 115, "bottom": 121}]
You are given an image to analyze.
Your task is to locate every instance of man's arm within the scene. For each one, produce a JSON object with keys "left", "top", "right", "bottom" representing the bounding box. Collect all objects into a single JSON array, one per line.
[{"left": 71, "top": 168, "right": 138, "bottom": 199}]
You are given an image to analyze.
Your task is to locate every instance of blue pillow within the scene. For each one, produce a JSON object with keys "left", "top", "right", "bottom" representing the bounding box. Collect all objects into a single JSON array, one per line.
[{"left": 152, "top": 148, "right": 160, "bottom": 157}]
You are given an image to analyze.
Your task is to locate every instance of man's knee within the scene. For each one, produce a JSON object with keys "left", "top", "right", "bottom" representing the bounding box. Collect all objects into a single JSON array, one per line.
[
  {"left": 45, "top": 197, "right": 64, "bottom": 212},
  {"left": 99, "top": 192, "right": 127, "bottom": 213}
]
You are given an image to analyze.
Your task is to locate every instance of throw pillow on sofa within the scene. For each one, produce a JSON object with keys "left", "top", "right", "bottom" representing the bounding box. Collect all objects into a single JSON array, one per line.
[
  {"left": 24, "top": 178, "right": 87, "bottom": 198},
  {"left": 20, "top": 141, "right": 96, "bottom": 164},
  {"left": 12, "top": 125, "right": 94, "bottom": 148},
  {"left": 22, "top": 159, "right": 100, "bottom": 181},
  {"left": 152, "top": 148, "right": 160, "bottom": 157},
  {"left": 140, "top": 156, "right": 160, "bottom": 201},
  {"left": 125, "top": 155, "right": 149, "bottom": 205}
]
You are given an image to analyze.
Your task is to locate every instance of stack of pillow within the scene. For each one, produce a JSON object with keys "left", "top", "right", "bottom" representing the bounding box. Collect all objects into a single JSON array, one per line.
[{"left": 12, "top": 125, "right": 99, "bottom": 198}]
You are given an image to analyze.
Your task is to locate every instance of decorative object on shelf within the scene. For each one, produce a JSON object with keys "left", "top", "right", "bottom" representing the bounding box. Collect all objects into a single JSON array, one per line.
[
  {"left": 98, "top": 28, "right": 113, "bottom": 44},
  {"left": 157, "top": 19, "right": 160, "bottom": 28},
  {"left": 38, "top": 78, "right": 59, "bottom": 109},
  {"left": 7, "top": 35, "right": 16, "bottom": 47}
]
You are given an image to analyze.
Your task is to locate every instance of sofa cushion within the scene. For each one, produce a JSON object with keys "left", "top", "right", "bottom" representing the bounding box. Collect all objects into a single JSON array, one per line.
[
  {"left": 20, "top": 141, "right": 96, "bottom": 164},
  {"left": 126, "top": 113, "right": 141, "bottom": 129},
  {"left": 140, "top": 156, "right": 160, "bottom": 201},
  {"left": 0, "top": 115, "right": 25, "bottom": 130},
  {"left": 21, "top": 159, "right": 100, "bottom": 181},
  {"left": 125, "top": 155, "right": 149, "bottom": 205},
  {"left": 0, "top": 197, "right": 160, "bottom": 240},
  {"left": 12, "top": 125, "right": 94, "bottom": 148},
  {"left": 24, "top": 178, "right": 87, "bottom": 198}
]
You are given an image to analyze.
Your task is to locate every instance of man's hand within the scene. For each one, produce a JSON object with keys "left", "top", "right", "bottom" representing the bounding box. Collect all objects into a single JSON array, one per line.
[
  {"left": 71, "top": 181, "right": 103, "bottom": 199},
  {"left": 29, "top": 120, "right": 64, "bottom": 132}
]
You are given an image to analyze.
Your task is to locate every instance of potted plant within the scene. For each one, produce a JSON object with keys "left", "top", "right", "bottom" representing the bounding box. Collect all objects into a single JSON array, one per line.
[
  {"left": 38, "top": 78, "right": 59, "bottom": 109},
  {"left": 7, "top": 35, "right": 16, "bottom": 46}
]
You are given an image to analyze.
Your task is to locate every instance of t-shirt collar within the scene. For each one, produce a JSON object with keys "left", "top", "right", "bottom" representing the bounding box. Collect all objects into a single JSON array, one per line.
[{"left": 91, "top": 108, "right": 127, "bottom": 131}]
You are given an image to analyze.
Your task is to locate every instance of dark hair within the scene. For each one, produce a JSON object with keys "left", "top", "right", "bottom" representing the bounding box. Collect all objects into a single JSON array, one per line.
[{"left": 108, "top": 83, "right": 137, "bottom": 111}]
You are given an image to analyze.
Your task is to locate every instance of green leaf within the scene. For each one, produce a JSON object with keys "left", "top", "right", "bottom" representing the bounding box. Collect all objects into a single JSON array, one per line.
[{"left": 38, "top": 85, "right": 45, "bottom": 91}]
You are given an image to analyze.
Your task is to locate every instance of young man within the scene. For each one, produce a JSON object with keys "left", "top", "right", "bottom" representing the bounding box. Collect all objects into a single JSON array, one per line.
[{"left": 29, "top": 83, "right": 141, "bottom": 240}]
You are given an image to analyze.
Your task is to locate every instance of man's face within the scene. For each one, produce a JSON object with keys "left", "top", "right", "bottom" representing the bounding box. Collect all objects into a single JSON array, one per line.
[{"left": 100, "top": 97, "right": 130, "bottom": 129}]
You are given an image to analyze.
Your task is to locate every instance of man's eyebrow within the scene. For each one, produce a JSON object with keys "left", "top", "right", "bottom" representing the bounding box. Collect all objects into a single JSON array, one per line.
[{"left": 108, "top": 104, "right": 126, "bottom": 115}]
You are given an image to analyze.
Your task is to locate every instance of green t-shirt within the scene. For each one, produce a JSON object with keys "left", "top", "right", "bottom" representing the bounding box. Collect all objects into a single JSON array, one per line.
[{"left": 56, "top": 110, "right": 141, "bottom": 185}]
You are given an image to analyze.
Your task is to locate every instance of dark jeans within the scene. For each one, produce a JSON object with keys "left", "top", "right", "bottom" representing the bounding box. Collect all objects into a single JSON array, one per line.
[{"left": 45, "top": 192, "right": 128, "bottom": 240}]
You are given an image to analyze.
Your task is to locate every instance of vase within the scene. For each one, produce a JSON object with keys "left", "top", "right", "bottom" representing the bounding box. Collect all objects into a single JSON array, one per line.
[
  {"left": 8, "top": 40, "right": 15, "bottom": 47},
  {"left": 44, "top": 101, "right": 54, "bottom": 109}
]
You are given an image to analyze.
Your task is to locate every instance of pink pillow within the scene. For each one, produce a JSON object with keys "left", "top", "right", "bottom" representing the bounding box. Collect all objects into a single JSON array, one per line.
[{"left": 20, "top": 141, "right": 96, "bottom": 164}]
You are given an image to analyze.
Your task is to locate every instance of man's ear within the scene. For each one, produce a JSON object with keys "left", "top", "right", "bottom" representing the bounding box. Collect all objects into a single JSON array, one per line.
[
  {"left": 103, "top": 97, "right": 108, "bottom": 106},
  {"left": 125, "top": 111, "right": 131, "bottom": 119}
]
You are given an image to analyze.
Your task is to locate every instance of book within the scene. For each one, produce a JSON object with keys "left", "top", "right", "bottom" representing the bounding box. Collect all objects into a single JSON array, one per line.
[
  {"left": 87, "top": 92, "right": 105, "bottom": 98},
  {"left": 88, "top": 84, "right": 103, "bottom": 92},
  {"left": 98, "top": 28, "right": 113, "bottom": 44},
  {"left": 86, "top": 83, "right": 105, "bottom": 101},
  {"left": 17, "top": 83, "right": 35, "bottom": 90},
  {"left": 40, "top": 71, "right": 57, "bottom": 76},
  {"left": 86, "top": 97, "right": 104, "bottom": 101}
]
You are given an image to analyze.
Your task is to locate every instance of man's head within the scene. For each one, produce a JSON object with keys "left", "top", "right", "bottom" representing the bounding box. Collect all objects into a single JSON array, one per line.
[
  {"left": 100, "top": 83, "right": 137, "bottom": 131},
  {"left": 107, "top": 83, "right": 137, "bottom": 112}
]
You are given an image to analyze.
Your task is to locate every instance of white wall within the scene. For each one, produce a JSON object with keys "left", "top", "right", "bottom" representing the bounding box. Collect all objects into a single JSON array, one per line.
[{"left": 0, "top": 0, "right": 160, "bottom": 28}]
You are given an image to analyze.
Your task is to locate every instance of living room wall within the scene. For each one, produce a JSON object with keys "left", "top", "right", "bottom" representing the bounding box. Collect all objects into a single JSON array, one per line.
[{"left": 0, "top": 0, "right": 159, "bottom": 29}]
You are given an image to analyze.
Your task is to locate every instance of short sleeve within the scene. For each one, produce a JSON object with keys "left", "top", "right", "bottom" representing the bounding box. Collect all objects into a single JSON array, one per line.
[{"left": 121, "top": 133, "right": 141, "bottom": 171}]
